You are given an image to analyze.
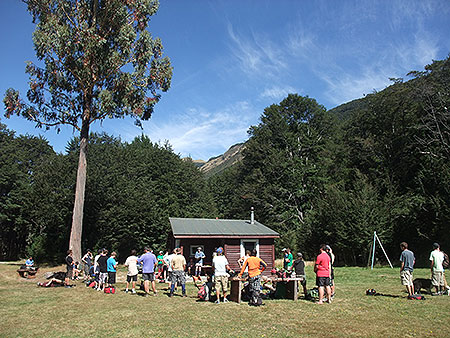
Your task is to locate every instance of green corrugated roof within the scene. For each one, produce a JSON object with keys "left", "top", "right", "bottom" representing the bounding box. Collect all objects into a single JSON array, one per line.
[{"left": 169, "top": 217, "right": 279, "bottom": 237}]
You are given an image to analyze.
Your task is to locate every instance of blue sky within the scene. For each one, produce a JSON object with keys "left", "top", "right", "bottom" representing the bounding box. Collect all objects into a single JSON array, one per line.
[{"left": 1, "top": 0, "right": 449, "bottom": 160}]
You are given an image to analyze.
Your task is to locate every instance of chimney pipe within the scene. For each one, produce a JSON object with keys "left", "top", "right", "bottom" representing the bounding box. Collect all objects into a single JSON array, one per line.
[{"left": 250, "top": 207, "right": 255, "bottom": 224}]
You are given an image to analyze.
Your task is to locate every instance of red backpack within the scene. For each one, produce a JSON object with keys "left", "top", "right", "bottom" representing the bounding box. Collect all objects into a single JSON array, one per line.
[
  {"left": 104, "top": 286, "right": 116, "bottom": 294},
  {"left": 198, "top": 285, "right": 206, "bottom": 300}
]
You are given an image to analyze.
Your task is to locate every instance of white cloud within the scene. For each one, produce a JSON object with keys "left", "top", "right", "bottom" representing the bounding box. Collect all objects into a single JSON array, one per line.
[
  {"left": 138, "top": 101, "right": 258, "bottom": 160},
  {"left": 260, "top": 86, "right": 297, "bottom": 101},
  {"left": 227, "top": 23, "right": 287, "bottom": 77}
]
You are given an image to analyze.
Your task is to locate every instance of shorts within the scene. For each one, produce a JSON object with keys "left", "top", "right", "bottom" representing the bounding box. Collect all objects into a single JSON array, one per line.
[
  {"left": 400, "top": 270, "right": 413, "bottom": 286},
  {"left": 316, "top": 276, "right": 330, "bottom": 287},
  {"left": 167, "top": 271, "right": 173, "bottom": 281},
  {"left": 108, "top": 272, "right": 116, "bottom": 284},
  {"left": 214, "top": 275, "right": 228, "bottom": 293},
  {"left": 99, "top": 272, "right": 108, "bottom": 284},
  {"left": 66, "top": 269, "right": 73, "bottom": 279},
  {"left": 431, "top": 271, "right": 444, "bottom": 287},
  {"left": 296, "top": 274, "right": 307, "bottom": 287},
  {"left": 171, "top": 270, "right": 186, "bottom": 284},
  {"left": 127, "top": 274, "right": 138, "bottom": 282},
  {"left": 142, "top": 272, "right": 155, "bottom": 281},
  {"left": 195, "top": 262, "right": 202, "bottom": 267}
]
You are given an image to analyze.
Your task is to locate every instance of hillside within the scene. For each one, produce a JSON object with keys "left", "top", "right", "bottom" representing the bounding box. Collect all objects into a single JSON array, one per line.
[{"left": 199, "top": 143, "right": 245, "bottom": 177}]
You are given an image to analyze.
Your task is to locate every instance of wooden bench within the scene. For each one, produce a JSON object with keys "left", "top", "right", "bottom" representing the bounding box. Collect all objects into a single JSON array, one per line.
[
  {"left": 17, "top": 268, "right": 39, "bottom": 279},
  {"left": 229, "top": 277, "right": 304, "bottom": 303}
]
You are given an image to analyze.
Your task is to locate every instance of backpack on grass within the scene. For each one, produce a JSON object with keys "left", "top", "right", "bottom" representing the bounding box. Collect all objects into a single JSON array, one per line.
[
  {"left": 104, "top": 286, "right": 115, "bottom": 294},
  {"left": 408, "top": 294, "right": 425, "bottom": 300}
]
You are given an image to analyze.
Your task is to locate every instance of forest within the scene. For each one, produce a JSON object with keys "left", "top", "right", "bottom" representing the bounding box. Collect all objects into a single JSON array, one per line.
[{"left": 1, "top": 56, "right": 449, "bottom": 266}]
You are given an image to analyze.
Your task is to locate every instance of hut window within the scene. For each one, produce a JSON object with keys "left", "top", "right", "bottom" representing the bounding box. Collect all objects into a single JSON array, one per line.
[{"left": 240, "top": 239, "right": 259, "bottom": 257}]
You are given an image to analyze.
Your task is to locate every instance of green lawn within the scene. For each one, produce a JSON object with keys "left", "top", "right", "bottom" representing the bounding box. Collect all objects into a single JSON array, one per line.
[{"left": 0, "top": 262, "right": 449, "bottom": 337}]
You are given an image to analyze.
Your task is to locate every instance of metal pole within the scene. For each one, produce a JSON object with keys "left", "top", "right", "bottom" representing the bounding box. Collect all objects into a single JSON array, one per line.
[
  {"left": 375, "top": 232, "right": 393, "bottom": 268},
  {"left": 371, "top": 231, "right": 376, "bottom": 270}
]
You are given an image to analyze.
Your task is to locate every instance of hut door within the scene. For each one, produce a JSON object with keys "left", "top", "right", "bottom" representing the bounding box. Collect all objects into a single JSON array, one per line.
[{"left": 240, "top": 239, "right": 259, "bottom": 257}]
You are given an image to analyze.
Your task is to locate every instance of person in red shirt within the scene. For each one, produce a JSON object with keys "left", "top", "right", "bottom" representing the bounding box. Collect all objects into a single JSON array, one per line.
[{"left": 314, "top": 244, "right": 332, "bottom": 304}]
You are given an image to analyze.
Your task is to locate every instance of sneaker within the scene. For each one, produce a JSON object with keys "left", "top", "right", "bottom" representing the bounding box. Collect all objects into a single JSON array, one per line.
[
  {"left": 215, "top": 300, "right": 220, "bottom": 304},
  {"left": 223, "top": 298, "right": 229, "bottom": 303},
  {"left": 153, "top": 292, "right": 157, "bottom": 296},
  {"left": 125, "top": 289, "right": 129, "bottom": 293},
  {"left": 132, "top": 289, "right": 136, "bottom": 294},
  {"left": 169, "top": 293, "right": 173, "bottom": 298}
]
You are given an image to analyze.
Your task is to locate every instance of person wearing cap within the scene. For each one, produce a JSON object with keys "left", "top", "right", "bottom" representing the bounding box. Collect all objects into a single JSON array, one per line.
[
  {"left": 157, "top": 251, "right": 165, "bottom": 281},
  {"left": 283, "top": 248, "right": 293, "bottom": 271},
  {"left": 399, "top": 242, "right": 415, "bottom": 297},
  {"left": 194, "top": 247, "right": 206, "bottom": 277},
  {"left": 429, "top": 242, "right": 445, "bottom": 295},
  {"left": 212, "top": 247, "right": 231, "bottom": 304},
  {"left": 293, "top": 252, "right": 307, "bottom": 296}
]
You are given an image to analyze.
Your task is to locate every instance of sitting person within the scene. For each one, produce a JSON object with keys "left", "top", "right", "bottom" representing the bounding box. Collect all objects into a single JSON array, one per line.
[
  {"left": 194, "top": 273, "right": 214, "bottom": 301},
  {"left": 38, "top": 271, "right": 68, "bottom": 287},
  {"left": 25, "top": 256, "right": 35, "bottom": 268}
]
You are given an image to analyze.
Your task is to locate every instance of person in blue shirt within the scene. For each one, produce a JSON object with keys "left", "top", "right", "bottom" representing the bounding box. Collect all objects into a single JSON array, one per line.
[
  {"left": 25, "top": 256, "right": 34, "bottom": 268},
  {"left": 194, "top": 247, "right": 205, "bottom": 277},
  {"left": 107, "top": 252, "right": 118, "bottom": 288},
  {"left": 137, "top": 247, "right": 158, "bottom": 296}
]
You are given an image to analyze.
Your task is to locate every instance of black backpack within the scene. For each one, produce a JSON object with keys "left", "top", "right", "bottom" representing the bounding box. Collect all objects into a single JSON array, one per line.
[{"left": 443, "top": 252, "right": 449, "bottom": 269}]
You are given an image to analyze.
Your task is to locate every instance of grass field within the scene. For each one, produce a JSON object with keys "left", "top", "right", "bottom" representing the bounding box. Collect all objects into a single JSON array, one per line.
[{"left": 1, "top": 262, "right": 449, "bottom": 338}]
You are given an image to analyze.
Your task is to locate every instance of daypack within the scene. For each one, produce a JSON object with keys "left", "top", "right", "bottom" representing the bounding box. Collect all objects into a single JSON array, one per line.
[
  {"left": 104, "top": 286, "right": 115, "bottom": 294},
  {"left": 443, "top": 252, "right": 449, "bottom": 269},
  {"left": 198, "top": 285, "right": 207, "bottom": 300},
  {"left": 408, "top": 294, "right": 425, "bottom": 300}
]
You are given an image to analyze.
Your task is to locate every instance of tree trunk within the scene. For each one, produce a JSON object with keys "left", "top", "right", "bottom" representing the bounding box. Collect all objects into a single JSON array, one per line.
[{"left": 69, "top": 119, "right": 90, "bottom": 262}]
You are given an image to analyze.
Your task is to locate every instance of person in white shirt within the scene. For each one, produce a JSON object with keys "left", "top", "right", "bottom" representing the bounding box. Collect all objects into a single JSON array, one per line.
[
  {"left": 164, "top": 249, "right": 176, "bottom": 289},
  {"left": 212, "top": 247, "right": 232, "bottom": 304},
  {"left": 430, "top": 242, "right": 445, "bottom": 295},
  {"left": 124, "top": 249, "right": 139, "bottom": 294}
]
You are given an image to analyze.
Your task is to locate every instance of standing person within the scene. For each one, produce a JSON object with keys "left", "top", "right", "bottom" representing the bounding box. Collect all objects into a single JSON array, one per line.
[
  {"left": 170, "top": 248, "right": 187, "bottom": 297},
  {"left": 238, "top": 249, "right": 267, "bottom": 306},
  {"left": 64, "top": 250, "right": 74, "bottom": 286},
  {"left": 293, "top": 252, "right": 307, "bottom": 296},
  {"left": 212, "top": 247, "right": 231, "bottom": 304},
  {"left": 399, "top": 242, "right": 415, "bottom": 296},
  {"left": 429, "top": 243, "right": 445, "bottom": 295},
  {"left": 81, "top": 249, "right": 93, "bottom": 281},
  {"left": 157, "top": 251, "right": 165, "bottom": 280},
  {"left": 124, "top": 249, "right": 139, "bottom": 294},
  {"left": 194, "top": 247, "right": 206, "bottom": 277},
  {"left": 97, "top": 249, "right": 109, "bottom": 291},
  {"left": 314, "top": 244, "right": 331, "bottom": 304},
  {"left": 107, "top": 252, "right": 118, "bottom": 289},
  {"left": 164, "top": 249, "right": 176, "bottom": 287},
  {"left": 137, "top": 247, "right": 158, "bottom": 296},
  {"left": 325, "top": 245, "right": 335, "bottom": 299},
  {"left": 286, "top": 248, "right": 294, "bottom": 271},
  {"left": 237, "top": 250, "right": 250, "bottom": 269}
]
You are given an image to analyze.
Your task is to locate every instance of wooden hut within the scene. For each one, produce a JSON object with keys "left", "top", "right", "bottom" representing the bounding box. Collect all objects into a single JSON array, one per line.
[{"left": 168, "top": 216, "right": 280, "bottom": 275}]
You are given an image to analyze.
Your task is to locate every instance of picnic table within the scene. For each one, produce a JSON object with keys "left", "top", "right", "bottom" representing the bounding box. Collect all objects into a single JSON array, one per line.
[
  {"left": 229, "top": 276, "right": 304, "bottom": 303},
  {"left": 17, "top": 268, "right": 39, "bottom": 279}
]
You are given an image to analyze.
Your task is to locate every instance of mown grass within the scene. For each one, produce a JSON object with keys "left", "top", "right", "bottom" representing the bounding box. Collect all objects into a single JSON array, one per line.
[{"left": 0, "top": 262, "right": 449, "bottom": 337}]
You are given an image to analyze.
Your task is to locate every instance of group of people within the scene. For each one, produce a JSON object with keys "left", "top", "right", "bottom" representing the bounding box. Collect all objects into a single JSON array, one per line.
[
  {"left": 56, "top": 240, "right": 449, "bottom": 303},
  {"left": 399, "top": 241, "right": 449, "bottom": 296}
]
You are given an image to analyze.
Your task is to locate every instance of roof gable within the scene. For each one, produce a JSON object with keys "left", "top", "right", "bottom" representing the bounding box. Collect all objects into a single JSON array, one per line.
[{"left": 169, "top": 218, "right": 279, "bottom": 238}]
